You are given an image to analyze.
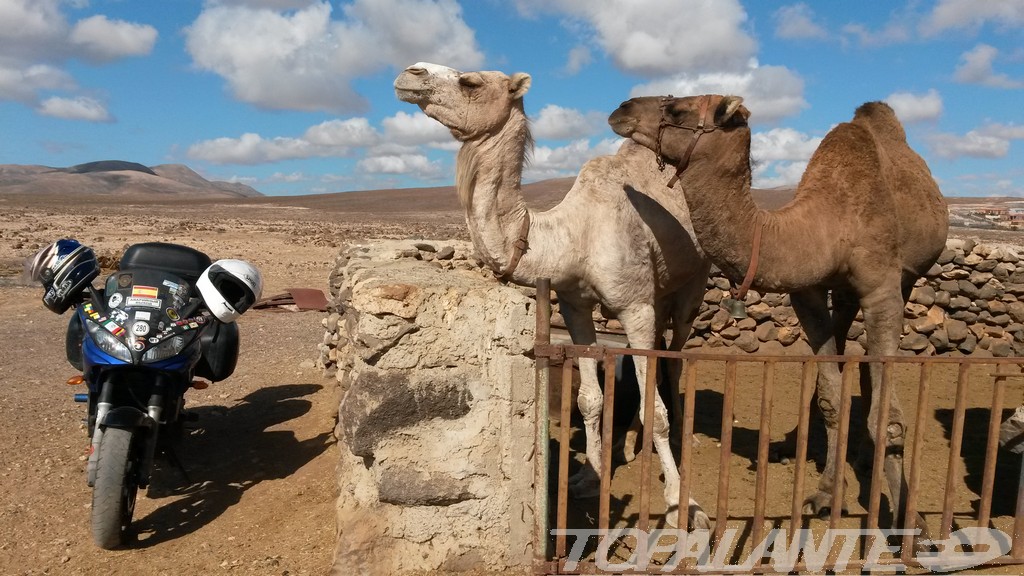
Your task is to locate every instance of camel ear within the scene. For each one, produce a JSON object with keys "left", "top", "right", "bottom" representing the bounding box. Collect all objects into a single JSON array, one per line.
[
  {"left": 718, "top": 95, "right": 749, "bottom": 124},
  {"left": 510, "top": 73, "right": 531, "bottom": 99}
]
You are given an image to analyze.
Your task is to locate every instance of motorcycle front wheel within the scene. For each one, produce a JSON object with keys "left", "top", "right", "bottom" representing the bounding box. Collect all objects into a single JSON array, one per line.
[{"left": 91, "top": 427, "right": 140, "bottom": 549}]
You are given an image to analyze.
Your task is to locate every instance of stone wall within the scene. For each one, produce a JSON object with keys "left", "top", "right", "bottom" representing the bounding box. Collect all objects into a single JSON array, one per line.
[
  {"left": 679, "top": 238, "right": 1024, "bottom": 356},
  {"left": 322, "top": 240, "right": 537, "bottom": 575}
]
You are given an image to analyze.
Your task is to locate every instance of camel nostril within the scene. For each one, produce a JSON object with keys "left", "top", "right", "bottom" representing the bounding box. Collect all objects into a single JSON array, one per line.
[{"left": 408, "top": 67, "right": 426, "bottom": 76}]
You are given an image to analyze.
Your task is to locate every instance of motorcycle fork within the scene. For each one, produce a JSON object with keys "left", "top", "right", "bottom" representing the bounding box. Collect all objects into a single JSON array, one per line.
[
  {"left": 138, "top": 383, "right": 166, "bottom": 488},
  {"left": 86, "top": 380, "right": 114, "bottom": 487}
]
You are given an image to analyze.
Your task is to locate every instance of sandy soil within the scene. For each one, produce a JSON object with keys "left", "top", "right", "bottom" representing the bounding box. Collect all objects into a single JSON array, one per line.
[{"left": 3, "top": 191, "right": 1024, "bottom": 575}]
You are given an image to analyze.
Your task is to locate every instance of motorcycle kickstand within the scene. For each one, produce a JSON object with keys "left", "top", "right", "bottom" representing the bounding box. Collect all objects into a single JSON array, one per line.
[{"left": 162, "top": 445, "right": 192, "bottom": 485}]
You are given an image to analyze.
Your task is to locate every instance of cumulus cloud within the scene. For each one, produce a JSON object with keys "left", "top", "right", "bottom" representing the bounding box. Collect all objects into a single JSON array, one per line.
[
  {"left": 515, "top": 0, "right": 756, "bottom": 76},
  {"left": 185, "top": 0, "right": 483, "bottom": 113},
  {"left": 751, "top": 128, "right": 822, "bottom": 162},
  {"left": 0, "top": 0, "right": 154, "bottom": 119},
  {"left": 630, "top": 64, "right": 806, "bottom": 124},
  {"left": 954, "top": 44, "right": 1024, "bottom": 88},
  {"left": 524, "top": 137, "right": 622, "bottom": 181},
  {"left": 381, "top": 110, "right": 454, "bottom": 147},
  {"left": 926, "top": 123, "right": 1024, "bottom": 159},
  {"left": 773, "top": 3, "right": 828, "bottom": 40},
  {"left": 36, "top": 95, "right": 113, "bottom": 122},
  {"left": 749, "top": 127, "right": 820, "bottom": 188},
  {"left": 187, "top": 116, "right": 392, "bottom": 165},
  {"left": 357, "top": 153, "right": 444, "bottom": 177},
  {"left": 531, "top": 105, "right": 604, "bottom": 140},
  {"left": 921, "top": 0, "right": 1024, "bottom": 36},
  {"left": 884, "top": 89, "right": 943, "bottom": 123},
  {"left": 69, "top": 15, "right": 157, "bottom": 63}
]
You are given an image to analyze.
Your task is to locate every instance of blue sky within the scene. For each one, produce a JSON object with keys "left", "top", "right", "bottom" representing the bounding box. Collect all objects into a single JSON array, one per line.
[{"left": 1, "top": 0, "right": 1023, "bottom": 197}]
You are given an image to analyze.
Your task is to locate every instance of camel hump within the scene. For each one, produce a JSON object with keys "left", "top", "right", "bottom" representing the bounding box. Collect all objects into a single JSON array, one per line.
[{"left": 852, "top": 101, "right": 907, "bottom": 143}]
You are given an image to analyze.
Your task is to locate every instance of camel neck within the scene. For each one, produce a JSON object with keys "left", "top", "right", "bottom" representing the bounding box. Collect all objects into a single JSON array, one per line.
[
  {"left": 454, "top": 107, "right": 531, "bottom": 276},
  {"left": 677, "top": 129, "right": 827, "bottom": 293}
]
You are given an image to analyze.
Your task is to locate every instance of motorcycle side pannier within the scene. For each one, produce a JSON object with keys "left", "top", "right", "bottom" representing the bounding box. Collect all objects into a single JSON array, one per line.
[{"left": 193, "top": 320, "right": 239, "bottom": 382}]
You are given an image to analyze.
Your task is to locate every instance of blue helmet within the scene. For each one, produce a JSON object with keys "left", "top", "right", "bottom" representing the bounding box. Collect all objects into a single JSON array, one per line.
[{"left": 29, "top": 239, "right": 100, "bottom": 313}]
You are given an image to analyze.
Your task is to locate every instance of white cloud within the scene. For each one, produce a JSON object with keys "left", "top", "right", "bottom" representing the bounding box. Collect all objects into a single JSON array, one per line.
[
  {"left": 69, "top": 15, "right": 157, "bottom": 63},
  {"left": 267, "top": 172, "right": 310, "bottom": 182},
  {"left": 563, "top": 45, "right": 591, "bottom": 75},
  {"left": 954, "top": 44, "right": 1023, "bottom": 89},
  {"left": 303, "top": 118, "right": 380, "bottom": 147},
  {"left": 751, "top": 128, "right": 822, "bottom": 162},
  {"left": 0, "top": 62, "right": 74, "bottom": 102},
  {"left": 531, "top": 105, "right": 603, "bottom": 140},
  {"left": 381, "top": 110, "right": 453, "bottom": 147},
  {"left": 36, "top": 95, "right": 112, "bottom": 122},
  {"left": 630, "top": 63, "right": 806, "bottom": 124},
  {"left": 750, "top": 127, "right": 819, "bottom": 188},
  {"left": 753, "top": 160, "right": 807, "bottom": 189},
  {"left": 357, "top": 153, "right": 443, "bottom": 177},
  {"left": 841, "top": 21, "right": 910, "bottom": 48},
  {"left": 0, "top": 0, "right": 155, "bottom": 116},
  {"left": 773, "top": 4, "right": 828, "bottom": 40},
  {"left": 524, "top": 137, "right": 623, "bottom": 181},
  {"left": 926, "top": 123, "right": 1024, "bottom": 159},
  {"left": 884, "top": 89, "right": 943, "bottom": 123},
  {"left": 188, "top": 133, "right": 321, "bottom": 164},
  {"left": 921, "top": 0, "right": 1024, "bottom": 36},
  {"left": 514, "top": 0, "right": 756, "bottom": 76},
  {"left": 184, "top": 0, "right": 483, "bottom": 113}
]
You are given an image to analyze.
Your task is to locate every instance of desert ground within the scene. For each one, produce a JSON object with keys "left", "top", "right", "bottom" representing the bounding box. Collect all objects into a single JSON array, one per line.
[{"left": 2, "top": 187, "right": 1024, "bottom": 575}]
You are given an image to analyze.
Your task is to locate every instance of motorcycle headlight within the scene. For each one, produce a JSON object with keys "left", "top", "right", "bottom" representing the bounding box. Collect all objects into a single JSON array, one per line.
[
  {"left": 85, "top": 320, "right": 132, "bottom": 362},
  {"left": 143, "top": 335, "right": 188, "bottom": 362}
]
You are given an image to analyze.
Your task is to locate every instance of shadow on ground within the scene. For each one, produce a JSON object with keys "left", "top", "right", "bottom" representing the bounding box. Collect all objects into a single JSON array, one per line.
[{"left": 128, "top": 383, "right": 334, "bottom": 547}]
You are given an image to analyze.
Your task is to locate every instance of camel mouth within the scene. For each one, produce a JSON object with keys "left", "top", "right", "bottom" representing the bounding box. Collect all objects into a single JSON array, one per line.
[
  {"left": 394, "top": 87, "right": 424, "bottom": 103},
  {"left": 607, "top": 111, "right": 637, "bottom": 138}
]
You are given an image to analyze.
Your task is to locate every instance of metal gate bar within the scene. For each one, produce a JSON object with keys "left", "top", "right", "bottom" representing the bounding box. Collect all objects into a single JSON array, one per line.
[{"left": 532, "top": 284, "right": 1024, "bottom": 574}]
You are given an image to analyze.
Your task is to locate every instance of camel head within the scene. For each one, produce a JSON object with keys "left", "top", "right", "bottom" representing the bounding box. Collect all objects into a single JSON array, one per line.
[
  {"left": 609, "top": 95, "right": 750, "bottom": 176},
  {"left": 394, "top": 62, "right": 532, "bottom": 141}
]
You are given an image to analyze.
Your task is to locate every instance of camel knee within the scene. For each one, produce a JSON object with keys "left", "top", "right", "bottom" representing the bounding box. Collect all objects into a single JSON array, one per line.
[
  {"left": 817, "top": 396, "right": 840, "bottom": 427},
  {"left": 577, "top": 389, "right": 603, "bottom": 425}
]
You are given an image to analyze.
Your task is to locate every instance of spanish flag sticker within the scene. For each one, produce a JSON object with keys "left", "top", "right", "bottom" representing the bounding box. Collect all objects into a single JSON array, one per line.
[{"left": 132, "top": 285, "right": 159, "bottom": 299}]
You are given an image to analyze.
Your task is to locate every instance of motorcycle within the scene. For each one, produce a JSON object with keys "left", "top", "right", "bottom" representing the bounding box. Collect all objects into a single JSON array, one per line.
[{"left": 30, "top": 240, "right": 262, "bottom": 549}]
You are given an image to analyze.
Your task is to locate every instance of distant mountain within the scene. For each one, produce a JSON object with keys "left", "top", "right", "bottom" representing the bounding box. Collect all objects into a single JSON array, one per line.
[{"left": 0, "top": 161, "right": 262, "bottom": 198}]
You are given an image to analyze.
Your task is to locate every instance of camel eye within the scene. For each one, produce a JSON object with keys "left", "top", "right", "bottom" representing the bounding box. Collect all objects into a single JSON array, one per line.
[{"left": 458, "top": 73, "right": 483, "bottom": 89}]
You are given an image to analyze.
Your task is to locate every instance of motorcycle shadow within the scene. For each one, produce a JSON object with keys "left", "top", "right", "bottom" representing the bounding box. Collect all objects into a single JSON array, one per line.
[{"left": 128, "top": 383, "right": 334, "bottom": 547}]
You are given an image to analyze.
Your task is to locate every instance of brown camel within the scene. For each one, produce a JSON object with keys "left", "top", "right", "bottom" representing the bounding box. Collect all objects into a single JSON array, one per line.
[
  {"left": 395, "top": 63, "right": 713, "bottom": 528},
  {"left": 609, "top": 95, "right": 948, "bottom": 533}
]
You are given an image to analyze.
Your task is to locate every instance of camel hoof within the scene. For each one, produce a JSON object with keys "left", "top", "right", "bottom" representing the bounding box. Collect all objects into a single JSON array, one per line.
[
  {"left": 690, "top": 505, "right": 711, "bottom": 531},
  {"left": 802, "top": 491, "right": 848, "bottom": 518},
  {"left": 611, "top": 440, "right": 637, "bottom": 464},
  {"left": 568, "top": 468, "right": 601, "bottom": 499}
]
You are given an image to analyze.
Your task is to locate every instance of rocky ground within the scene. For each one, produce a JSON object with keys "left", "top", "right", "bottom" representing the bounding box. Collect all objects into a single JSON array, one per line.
[
  {"left": 3, "top": 190, "right": 1024, "bottom": 575},
  {"left": 0, "top": 195, "right": 448, "bottom": 575}
]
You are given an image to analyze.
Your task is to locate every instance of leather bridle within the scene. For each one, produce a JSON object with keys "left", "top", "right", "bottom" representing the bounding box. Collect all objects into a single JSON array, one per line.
[
  {"left": 654, "top": 94, "right": 763, "bottom": 305},
  {"left": 654, "top": 95, "right": 721, "bottom": 188}
]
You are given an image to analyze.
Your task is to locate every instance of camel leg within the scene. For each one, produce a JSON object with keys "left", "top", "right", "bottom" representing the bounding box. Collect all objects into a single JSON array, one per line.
[
  {"left": 860, "top": 283, "right": 930, "bottom": 540},
  {"left": 618, "top": 304, "right": 709, "bottom": 530},
  {"left": 791, "top": 288, "right": 849, "bottom": 517},
  {"left": 560, "top": 298, "right": 603, "bottom": 498}
]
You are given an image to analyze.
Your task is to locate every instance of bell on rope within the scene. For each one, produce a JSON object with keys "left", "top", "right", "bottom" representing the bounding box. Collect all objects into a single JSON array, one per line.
[{"left": 721, "top": 297, "right": 747, "bottom": 320}]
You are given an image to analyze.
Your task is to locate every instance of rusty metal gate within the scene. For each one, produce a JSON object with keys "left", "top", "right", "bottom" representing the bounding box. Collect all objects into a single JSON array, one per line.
[{"left": 531, "top": 279, "right": 1024, "bottom": 575}]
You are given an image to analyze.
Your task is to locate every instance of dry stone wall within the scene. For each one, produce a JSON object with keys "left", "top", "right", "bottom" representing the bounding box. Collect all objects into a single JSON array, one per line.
[
  {"left": 322, "top": 240, "right": 537, "bottom": 576},
  {"left": 677, "top": 238, "right": 1024, "bottom": 356}
]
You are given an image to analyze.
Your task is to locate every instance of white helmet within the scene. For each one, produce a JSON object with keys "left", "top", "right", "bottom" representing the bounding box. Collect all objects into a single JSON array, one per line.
[{"left": 197, "top": 259, "right": 263, "bottom": 323}]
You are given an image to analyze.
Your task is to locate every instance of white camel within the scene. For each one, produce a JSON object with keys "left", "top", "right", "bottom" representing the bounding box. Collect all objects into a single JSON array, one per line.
[{"left": 395, "top": 62, "right": 712, "bottom": 528}]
